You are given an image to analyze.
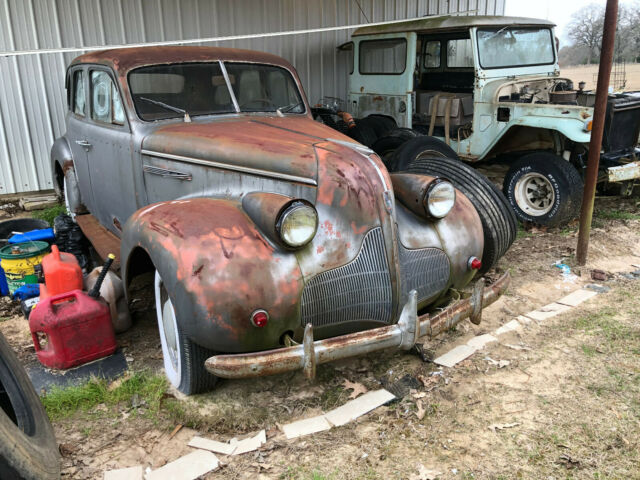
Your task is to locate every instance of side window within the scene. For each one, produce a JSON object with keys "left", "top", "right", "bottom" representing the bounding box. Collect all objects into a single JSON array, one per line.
[
  {"left": 423, "top": 41, "right": 441, "bottom": 69},
  {"left": 446, "top": 39, "right": 474, "bottom": 68},
  {"left": 90, "top": 70, "right": 125, "bottom": 125},
  {"left": 359, "top": 38, "right": 407, "bottom": 75},
  {"left": 73, "top": 71, "right": 86, "bottom": 116}
]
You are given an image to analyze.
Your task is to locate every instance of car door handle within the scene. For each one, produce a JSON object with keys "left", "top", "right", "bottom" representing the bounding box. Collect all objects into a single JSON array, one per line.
[{"left": 75, "top": 140, "right": 92, "bottom": 148}]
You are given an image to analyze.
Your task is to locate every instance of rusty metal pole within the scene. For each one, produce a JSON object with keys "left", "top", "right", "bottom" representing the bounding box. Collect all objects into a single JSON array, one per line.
[{"left": 576, "top": 0, "right": 618, "bottom": 265}]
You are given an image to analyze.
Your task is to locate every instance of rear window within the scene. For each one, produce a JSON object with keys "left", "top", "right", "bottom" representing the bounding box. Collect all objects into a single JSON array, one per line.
[{"left": 359, "top": 38, "right": 407, "bottom": 75}]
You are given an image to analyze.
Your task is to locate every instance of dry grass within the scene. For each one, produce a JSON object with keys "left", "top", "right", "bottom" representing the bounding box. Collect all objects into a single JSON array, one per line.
[{"left": 561, "top": 63, "right": 640, "bottom": 91}]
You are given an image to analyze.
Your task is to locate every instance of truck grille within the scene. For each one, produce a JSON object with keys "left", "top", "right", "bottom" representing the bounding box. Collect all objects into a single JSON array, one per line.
[
  {"left": 398, "top": 242, "right": 450, "bottom": 304},
  {"left": 300, "top": 228, "right": 393, "bottom": 327}
]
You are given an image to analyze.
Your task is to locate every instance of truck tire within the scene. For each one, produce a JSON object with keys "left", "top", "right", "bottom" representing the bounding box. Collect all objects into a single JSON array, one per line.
[
  {"left": 154, "top": 271, "right": 218, "bottom": 395},
  {"left": 503, "top": 152, "right": 583, "bottom": 227},
  {"left": 405, "top": 157, "right": 517, "bottom": 275},
  {"left": 360, "top": 114, "right": 397, "bottom": 137},
  {"left": 371, "top": 128, "right": 420, "bottom": 168},
  {"left": 0, "top": 332, "right": 60, "bottom": 480},
  {"left": 392, "top": 136, "right": 459, "bottom": 172},
  {"left": 346, "top": 122, "right": 378, "bottom": 147}
]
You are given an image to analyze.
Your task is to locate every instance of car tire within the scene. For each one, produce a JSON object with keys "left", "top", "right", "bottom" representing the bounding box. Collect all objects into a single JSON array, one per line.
[
  {"left": 371, "top": 128, "right": 421, "bottom": 168},
  {"left": 346, "top": 122, "right": 378, "bottom": 147},
  {"left": 405, "top": 157, "right": 517, "bottom": 275},
  {"left": 503, "top": 152, "right": 584, "bottom": 227},
  {"left": 359, "top": 114, "right": 397, "bottom": 138},
  {"left": 0, "top": 332, "right": 60, "bottom": 480},
  {"left": 392, "top": 136, "right": 459, "bottom": 172},
  {"left": 154, "top": 271, "right": 218, "bottom": 395}
]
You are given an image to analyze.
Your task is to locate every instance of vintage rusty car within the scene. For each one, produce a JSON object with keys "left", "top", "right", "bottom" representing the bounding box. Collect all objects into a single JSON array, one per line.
[{"left": 51, "top": 46, "right": 512, "bottom": 394}]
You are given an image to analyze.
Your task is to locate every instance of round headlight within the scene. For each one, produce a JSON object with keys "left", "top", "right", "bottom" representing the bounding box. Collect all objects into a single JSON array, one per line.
[
  {"left": 277, "top": 201, "right": 318, "bottom": 247},
  {"left": 424, "top": 180, "right": 456, "bottom": 218}
]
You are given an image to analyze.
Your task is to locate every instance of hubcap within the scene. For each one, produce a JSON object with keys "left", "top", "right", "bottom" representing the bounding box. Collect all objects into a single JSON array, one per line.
[
  {"left": 161, "top": 297, "right": 179, "bottom": 371},
  {"left": 514, "top": 173, "right": 555, "bottom": 216},
  {"left": 154, "top": 271, "right": 181, "bottom": 387}
]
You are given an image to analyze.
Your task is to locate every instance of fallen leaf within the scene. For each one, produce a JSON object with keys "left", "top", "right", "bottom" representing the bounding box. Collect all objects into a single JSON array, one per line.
[
  {"left": 498, "top": 360, "right": 510, "bottom": 369},
  {"left": 488, "top": 422, "right": 520, "bottom": 432},
  {"left": 411, "top": 464, "right": 442, "bottom": 480},
  {"left": 412, "top": 391, "right": 427, "bottom": 399},
  {"left": 343, "top": 379, "right": 368, "bottom": 399},
  {"left": 415, "top": 400, "right": 426, "bottom": 420}
]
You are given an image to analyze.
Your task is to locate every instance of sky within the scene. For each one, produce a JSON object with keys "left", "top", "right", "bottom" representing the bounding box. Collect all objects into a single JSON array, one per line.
[{"left": 505, "top": 0, "right": 608, "bottom": 44}]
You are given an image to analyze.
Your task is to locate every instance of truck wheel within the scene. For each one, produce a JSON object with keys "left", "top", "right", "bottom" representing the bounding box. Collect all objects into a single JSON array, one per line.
[
  {"left": 0, "top": 333, "right": 60, "bottom": 480},
  {"left": 503, "top": 152, "right": 583, "bottom": 227},
  {"left": 392, "top": 136, "right": 459, "bottom": 172},
  {"left": 346, "top": 122, "right": 377, "bottom": 147},
  {"left": 405, "top": 157, "right": 517, "bottom": 275},
  {"left": 371, "top": 128, "right": 420, "bottom": 168},
  {"left": 154, "top": 271, "right": 218, "bottom": 395},
  {"left": 360, "top": 114, "right": 397, "bottom": 137}
]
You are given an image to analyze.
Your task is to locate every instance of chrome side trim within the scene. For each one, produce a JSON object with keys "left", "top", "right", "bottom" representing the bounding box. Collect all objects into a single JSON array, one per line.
[
  {"left": 143, "top": 164, "right": 192, "bottom": 181},
  {"left": 326, "top": 137, "right": 374, "bottom": 154},
  {"left": 140, "top": 149, "right": 318, "bottom": 186}
]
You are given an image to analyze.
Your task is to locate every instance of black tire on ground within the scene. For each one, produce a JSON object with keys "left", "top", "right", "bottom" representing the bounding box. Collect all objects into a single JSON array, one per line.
[
  {"left": 405, "top": 157, "right": 517, "bottom": 275},
  {"left": 155, "top": 271, "right": 218, "bottom": 395},
  {"left": 0, "top": 332, "right": 60, "bottom": 480},
  {"left": 371, "top": 128, "right": 421, "bottom": 169},
  {"left": 359, "top": 114, "right": 397, "bottom": 138},
  {"left": 391, "top": 136, "right": 459, "bottom": 172},
  {"left": 346, "top": 122, "right": 378, "bottom": 147},
  {"left": 503, "top": 152, "right": 584, "bottom": 227}
]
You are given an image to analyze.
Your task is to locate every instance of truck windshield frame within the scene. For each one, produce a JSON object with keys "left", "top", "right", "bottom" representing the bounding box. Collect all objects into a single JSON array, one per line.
[{"left": 476, "top": 27, "right": 555, "bottom": 69}]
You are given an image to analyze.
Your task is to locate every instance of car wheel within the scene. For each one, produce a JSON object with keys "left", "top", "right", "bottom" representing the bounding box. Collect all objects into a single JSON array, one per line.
[
  {"left": 392, "top": 136, "right": 459, "bottom": 172},
  {"left": 404, "top": 157, "right": 517, "bottom": 275},
  {"left": 0, "top": 332, "right": 60, "bottom": 480},
  {"left": 371, "top": 128, "right": 421, "bottom": 169},
  {"left": 503, "top": 152, "right": 583, "bottom": 227},
  {"left": 346, "top": 122, "right": 378, "bottom": 147},
  {"left": 154, "top": 271, "right": 218, "bottom": 395},
  {"left": 359, "top": 114, "right": 397, "bottom": 138}
]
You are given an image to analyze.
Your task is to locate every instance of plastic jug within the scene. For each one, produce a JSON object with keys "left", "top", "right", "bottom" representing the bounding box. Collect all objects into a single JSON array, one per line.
[
  {"left": 84, "top": 268, "right": 131, "bottom": 333},
  {"left": 39, "top": 245, "right": 83, "bottom": 300},
  {"left": 29, "top": 289, "right": 116, "bottom": 369}
]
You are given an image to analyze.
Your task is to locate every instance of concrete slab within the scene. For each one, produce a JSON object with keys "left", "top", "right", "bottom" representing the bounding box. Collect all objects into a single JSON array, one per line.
[
  {"left": 188, "top": 436, "right": 236, "bottom": 455},
  {"left": 324, "top": 389, "right": 395, "bottom": 427},
  {"left": 433, "top": 344, "right": 477, "bottom": 368},
  {"left": 515, "top": 315, "right": 533, "bottom": 325},
  {"left": 230, "top": 430, "right": 266, "bottom": 455},
  {"left": 494, "top": 319, "right": 522, "bottom": 336},
  {"left": 282, "top": 415, "right": 332, "bottom": 439},
  {"left": 466, "top": 334, "right": 497, "bottom": 350},
  {"left": 145, "top": 450, "right": 218, "bottom": 480},
  {"left": 524, "top": 303, "right": 572, "bottom": 322},
  {"left": 104, "top": 466, "right": 144, "bottom": 480},
  {"left": 556, "top": 289, "right": 598, "bottom": 307}
]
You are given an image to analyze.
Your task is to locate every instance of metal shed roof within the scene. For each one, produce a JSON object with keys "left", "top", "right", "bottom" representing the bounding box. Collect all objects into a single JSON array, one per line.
[{"left": 352, "top": 15, "right": 555, "bottom": 36}]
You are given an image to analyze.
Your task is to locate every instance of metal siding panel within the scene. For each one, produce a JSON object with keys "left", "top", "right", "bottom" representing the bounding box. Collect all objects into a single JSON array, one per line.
[{"left": 1, "top": 0, "right": 504, "bottom": 194}]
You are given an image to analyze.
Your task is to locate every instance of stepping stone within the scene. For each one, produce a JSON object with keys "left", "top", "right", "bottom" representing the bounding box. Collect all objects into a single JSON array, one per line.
[
  {"left": 466, "top": 334, "right": 497, "bottom": 350},
  {"left": 494, "top": 319, "right": 522, "bottom": 336},
  {"left": 525, "top": 303, "right": 571, "bottom": 322},
  {"left": 324, "top": 389, "right": 395, "bottom": 427},
  {"left": 282, "top": 415, "right": 331, "bottom": 439},
  {"left": 188, "top": 436, "right": 236, "bottom": 456},
  {"left": 556, "top": 289, "right": 598, "bottom": 307},
  {"left": 104, "top": 466, "right": 144, "bottom": 480},
  {"left": 433, "top": 344, "right": 477, "bottom": 368},
  {"left": 145, "top": 450, "right": 218, "bottom": 480}
]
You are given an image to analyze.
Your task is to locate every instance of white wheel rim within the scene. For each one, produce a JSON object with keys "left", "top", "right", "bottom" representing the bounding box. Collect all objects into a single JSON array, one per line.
[
  {"left": 154, "top": 271, "right": 181, "bottom": 387},
  {"left": 514, "top": 172, "right": 555, "bottom": 216},
  {"left": 63, "top": 176, "right": 77, "bottom": 222},
  {"left": 416, "top": 149, "right": 447, "bottom": 160}
]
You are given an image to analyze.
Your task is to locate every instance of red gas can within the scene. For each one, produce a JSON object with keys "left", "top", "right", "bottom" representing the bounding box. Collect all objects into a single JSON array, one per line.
[
  {"left": 29, "top": 289, "right": 116, "bottom": 369},
  {"left": 39, "top": 245, "right": 83, "bottom": 300}
]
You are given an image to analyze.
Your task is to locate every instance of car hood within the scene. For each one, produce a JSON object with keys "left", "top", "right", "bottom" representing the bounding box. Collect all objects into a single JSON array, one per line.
[{"left": 142, "top": 116, "right": 353, "bottom": 184}]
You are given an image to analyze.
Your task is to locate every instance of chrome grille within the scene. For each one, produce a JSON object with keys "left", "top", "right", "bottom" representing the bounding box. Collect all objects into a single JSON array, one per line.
[
  {"left": 398, "top": 242, "right": 450, "bottom": 304},
  {"left": 300, "top": 228, "right": 392, "bottom": 327}
]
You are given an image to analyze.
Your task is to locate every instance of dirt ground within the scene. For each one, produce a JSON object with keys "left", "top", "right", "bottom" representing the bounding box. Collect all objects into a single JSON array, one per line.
[
  {"left": 561, "top": 63, "right": 640, "bottom": 91},
  {"left": 1, "top": 196, "right": 639, "bottom": 479}
]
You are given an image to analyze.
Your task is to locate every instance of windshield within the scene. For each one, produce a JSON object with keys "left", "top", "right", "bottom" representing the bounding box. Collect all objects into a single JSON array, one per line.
[
  {"left": 129, "top": 62, "right": 304, "bottom": 121},
  {"left": 477, "top": 27, "right": 555, "bottom": 69}
]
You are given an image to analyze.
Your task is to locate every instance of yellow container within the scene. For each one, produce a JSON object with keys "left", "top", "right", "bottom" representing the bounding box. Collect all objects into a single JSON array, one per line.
[{"left": 0, "top": 241, "right": 50, "bottom": 295}]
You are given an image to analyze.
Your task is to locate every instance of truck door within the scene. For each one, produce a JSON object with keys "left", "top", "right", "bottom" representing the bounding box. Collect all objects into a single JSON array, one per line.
[
  {"left": 83, "top": 68, "right": 136, "bottom": 236},
  {"left": 349, "top": 32, "right": 416, "bottom": 127}
]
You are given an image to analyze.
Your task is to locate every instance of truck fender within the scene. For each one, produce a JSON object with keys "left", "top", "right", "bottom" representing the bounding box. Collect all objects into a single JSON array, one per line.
[{"left": 120, "top": 197, "right": 304, "bottom": 353}]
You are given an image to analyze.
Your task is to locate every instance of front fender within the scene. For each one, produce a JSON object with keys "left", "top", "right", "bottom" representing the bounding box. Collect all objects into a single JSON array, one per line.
[
  {"left": 50, "top": 137, "right": 73, "bottom": 195},
  {"left": 121, "top": 198, "right": 304, "bottom": 353},
  {"left": 511, "top": 116, "right": 591, "bottom": 144}
]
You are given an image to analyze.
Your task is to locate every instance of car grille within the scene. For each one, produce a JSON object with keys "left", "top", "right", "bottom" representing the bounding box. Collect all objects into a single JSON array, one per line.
[
  {"left": 300, "top": 228, "right": 393, "bottom": 328},
  {"left": 397, "top": 241, "right": 450, "bottom": 304}
]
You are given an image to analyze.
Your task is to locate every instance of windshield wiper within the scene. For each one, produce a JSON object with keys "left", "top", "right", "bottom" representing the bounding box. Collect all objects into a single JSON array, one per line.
[
  {"left": 486, "top": 26, "right": 509, "bottom": 41},
  {"left": 140, "top": 96, "right": 191, "bottom": 122},
  {"left": 276, "top": 101, "right": 304, "bottom": 116}
]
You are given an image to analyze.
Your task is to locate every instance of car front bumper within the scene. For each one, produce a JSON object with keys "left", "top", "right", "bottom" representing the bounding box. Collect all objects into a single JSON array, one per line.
[
  {"left": 607, "top": 161, "right": 640, "bottom": 182},
  {"left": 205, "top": 271, "right": 510, "bottom": 379}
]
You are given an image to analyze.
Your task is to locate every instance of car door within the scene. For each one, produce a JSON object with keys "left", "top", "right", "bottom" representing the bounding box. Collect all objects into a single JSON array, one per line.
[
  {"left": 66, "top": 68, "right": 95, "bottom": 213},
  {"left": 84, "top": 67, "right": 136, "bottom": 235}
]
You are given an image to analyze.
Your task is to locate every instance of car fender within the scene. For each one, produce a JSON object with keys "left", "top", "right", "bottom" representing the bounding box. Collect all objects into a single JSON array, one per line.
[
  {"left": 121, "top": 197, "right": 304, "bottom": 353},
  {"left": 50, "top": 137, "right": 73, "bottom": 195}
]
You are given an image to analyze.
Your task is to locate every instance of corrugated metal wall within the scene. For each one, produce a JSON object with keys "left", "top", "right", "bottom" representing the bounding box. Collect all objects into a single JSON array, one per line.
[{"left": 0, "top": 0, "right": 504, "bottom": 195}]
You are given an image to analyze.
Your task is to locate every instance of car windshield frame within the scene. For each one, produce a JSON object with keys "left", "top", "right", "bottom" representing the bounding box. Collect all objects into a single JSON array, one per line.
[
  {"left": 476, "top": 27, "right": 556, "bottom": 70},
  {"left": 127, "top": 60, "right": 307, "bottom": 122}
]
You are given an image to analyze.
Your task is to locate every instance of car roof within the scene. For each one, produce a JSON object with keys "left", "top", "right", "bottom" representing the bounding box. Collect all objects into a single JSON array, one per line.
[
  {"left": 71, "top": 46, "right": 295, "bottom": 74},
  {"left": 352, "top": 15, "right": 555, "bottom": 36}
]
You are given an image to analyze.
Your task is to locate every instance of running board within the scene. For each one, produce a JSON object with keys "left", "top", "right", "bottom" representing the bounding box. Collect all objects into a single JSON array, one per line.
[{"left": 75, "top": 214, "right": 121, "bottom": 271}]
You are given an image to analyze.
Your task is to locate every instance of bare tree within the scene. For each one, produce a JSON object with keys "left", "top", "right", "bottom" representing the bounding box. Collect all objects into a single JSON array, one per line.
[{"left": 567, "top": 4, "right": 604, "bottom": 64}]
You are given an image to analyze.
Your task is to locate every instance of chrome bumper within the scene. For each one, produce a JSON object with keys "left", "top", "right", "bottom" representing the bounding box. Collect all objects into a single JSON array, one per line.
[{"left": 205, "top": 272, "right": 511, "bottom": 379}]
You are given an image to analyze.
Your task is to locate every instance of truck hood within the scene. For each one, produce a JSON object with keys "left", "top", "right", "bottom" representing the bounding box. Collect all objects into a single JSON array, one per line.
[{"left": 142, "top": 116, "right": 349, "bottom": 184}]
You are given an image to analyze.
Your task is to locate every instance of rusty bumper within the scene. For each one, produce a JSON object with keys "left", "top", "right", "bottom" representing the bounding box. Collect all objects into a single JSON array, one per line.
[
  {"left": 607, "top": 160, "right": 640, "bottom": 182},
  {"left": 205, "top": 272, "right": 510, "bottom": 379}
]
